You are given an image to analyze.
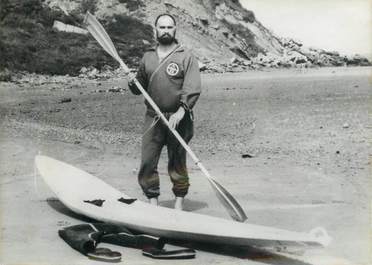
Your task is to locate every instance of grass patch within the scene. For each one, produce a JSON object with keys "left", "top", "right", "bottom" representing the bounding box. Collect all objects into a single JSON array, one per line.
[
  {"left": 118, "top": 0, "right": 145, "bottom": 12},
  {"left": 79, "top": 0, "right": 98, "bottom": 14},
  {"left": 0, "top": 0, "right": 154, "bottom": 75}
]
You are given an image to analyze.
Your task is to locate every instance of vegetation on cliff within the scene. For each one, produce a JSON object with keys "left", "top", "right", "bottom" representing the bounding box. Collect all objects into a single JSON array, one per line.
[
  {"left": 0, "top": 0, "right": 369, "bottom": 76},
  {"left": 0, "top": 0, "right": 154, "bottom": 75}
]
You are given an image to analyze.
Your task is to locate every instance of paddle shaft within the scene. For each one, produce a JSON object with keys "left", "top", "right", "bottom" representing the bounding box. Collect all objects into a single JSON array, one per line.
[
  {"left": 131, "top": 79, "right": 209, "bottom": 177},
  {"left": 123, "top": 65, "right": 245, "bottom": 220},
  {"left": 117, "top": 62, "right": 205, "bottom": 168}
]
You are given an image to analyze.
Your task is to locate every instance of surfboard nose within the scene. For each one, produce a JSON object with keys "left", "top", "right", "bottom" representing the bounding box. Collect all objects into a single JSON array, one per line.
[{"left": 309, "top": 227, "right": 332, "bottom": 247}]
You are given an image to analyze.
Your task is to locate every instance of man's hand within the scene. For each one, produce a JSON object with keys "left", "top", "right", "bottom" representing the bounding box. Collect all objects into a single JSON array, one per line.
[
  {"left": 169, "top": 107, "right": 185, "bottom": 129},
  {"left": 127, "top": 72, "right": 136, "bottom": 85}
]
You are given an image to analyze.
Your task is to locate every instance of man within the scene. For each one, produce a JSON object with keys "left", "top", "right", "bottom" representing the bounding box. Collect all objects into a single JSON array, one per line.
[{"left": 127, "top": 14, "right": 201, "bottom": 210}]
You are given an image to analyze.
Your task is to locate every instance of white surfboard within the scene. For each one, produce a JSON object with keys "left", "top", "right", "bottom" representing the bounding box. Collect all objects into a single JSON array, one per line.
[{"left": 35, "top": 155, "right": 331, "bottom": 249}]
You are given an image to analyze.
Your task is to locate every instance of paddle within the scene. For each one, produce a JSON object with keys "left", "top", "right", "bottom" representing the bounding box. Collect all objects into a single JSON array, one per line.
[{"left": 83, "top": 12, "right": 247, "bottom": 222}]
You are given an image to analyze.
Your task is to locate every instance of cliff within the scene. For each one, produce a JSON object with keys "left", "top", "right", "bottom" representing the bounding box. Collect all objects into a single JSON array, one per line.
[{"left": 0, "top": 0, "right": 369, "bottom": 76}]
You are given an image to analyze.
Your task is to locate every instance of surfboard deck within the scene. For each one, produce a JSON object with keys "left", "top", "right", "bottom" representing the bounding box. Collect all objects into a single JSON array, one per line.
[{"left": 35, "top": 155, "right": 331, "bottom": 249}]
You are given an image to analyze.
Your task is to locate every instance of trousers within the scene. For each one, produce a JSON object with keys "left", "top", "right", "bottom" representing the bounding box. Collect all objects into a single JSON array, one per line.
[{"left": 138, "top": 111, "right": 193, "bottom": 198}]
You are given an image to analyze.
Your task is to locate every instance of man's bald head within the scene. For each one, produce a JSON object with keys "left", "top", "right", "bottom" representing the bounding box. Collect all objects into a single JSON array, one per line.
[
  {"left": 155, "top": 14, "right": 177, "bottom": 45},
  {"left": 155, "top": 14, "right": 176, "bottom": 27}
]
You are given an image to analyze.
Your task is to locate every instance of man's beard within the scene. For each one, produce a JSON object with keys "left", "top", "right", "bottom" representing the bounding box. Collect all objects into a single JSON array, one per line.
[{"left": 156, "top": 32, "right": 176, "bottom": 45}]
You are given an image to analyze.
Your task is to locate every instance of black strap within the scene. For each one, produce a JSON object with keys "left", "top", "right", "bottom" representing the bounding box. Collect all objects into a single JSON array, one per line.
[
  {"left": 83, "top": 199, "right": 105, "bottom": 207},
  {"left": 117, "top": 197, "right": 137, "bottom": 204},
  {"left": 142, "top": 247, "right": 196, "bottom": 259}
]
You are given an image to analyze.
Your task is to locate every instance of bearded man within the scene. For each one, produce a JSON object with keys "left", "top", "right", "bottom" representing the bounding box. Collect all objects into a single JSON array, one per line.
[{"left": 127, "top": 14, "right": 201, "bottom": 210}]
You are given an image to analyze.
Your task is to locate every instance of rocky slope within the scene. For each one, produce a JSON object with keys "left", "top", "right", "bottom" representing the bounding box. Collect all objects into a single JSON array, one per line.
[
  {"left": 43, "top": 0, "right": 372, "bottom": 69},
  {"left": 0, "top": 0, "right": 370, "bottom": 76}
]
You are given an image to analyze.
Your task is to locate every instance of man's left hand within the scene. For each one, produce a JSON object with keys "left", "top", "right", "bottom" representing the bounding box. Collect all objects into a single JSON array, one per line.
[{"left": 169, "top": 107, "right": 185, "bottom": 130}]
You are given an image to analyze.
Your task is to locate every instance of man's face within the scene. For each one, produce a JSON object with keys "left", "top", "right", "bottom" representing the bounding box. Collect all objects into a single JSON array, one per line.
[{"left": 155, "top": 15, "right": 176, "bottom": 45}]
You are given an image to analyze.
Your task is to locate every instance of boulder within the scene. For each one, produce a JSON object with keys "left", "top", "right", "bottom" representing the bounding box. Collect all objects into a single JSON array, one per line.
[
  {"left": 242, "top": 60, "right": 252, "bottom": 66},
  {"left": 346, "top": 54, "right": 371, "bottom": 66},
  {"left": 108, "top": 86, "right": 122, "bottom": 92},
  {"left": 198, "top": 61, "right": 207, "bottom": 71},
  {"left": 80, "top": 66, "right": 89, "bottom": 74},
  {"left": 211, "top": 24, "right": 220, "bottom": 30},
  {"left": 323, "top": 50, "right": 340, "bottom": 57},
  {"left": 0, "top": 68, "right": 12, "bottom": 82},
  {"left": 206, "top": 63, "right": 225, "bottom": 73},
  {"left": 199, "top": 17, "right": 209, "bottom": 26},
  {"left": 241, "top": 10, "right": 255, "bottom": 23},
  {"left": 230, "top": 57, "right": 239, "bottom": 64},
  {"left": 285, "top": 51, "right": 308, "bottom": 64}
]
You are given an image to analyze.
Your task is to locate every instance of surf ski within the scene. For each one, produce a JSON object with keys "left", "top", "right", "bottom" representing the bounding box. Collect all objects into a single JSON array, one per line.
[{"left": 35, "top": 155, "right": 331, "bottom": 249}]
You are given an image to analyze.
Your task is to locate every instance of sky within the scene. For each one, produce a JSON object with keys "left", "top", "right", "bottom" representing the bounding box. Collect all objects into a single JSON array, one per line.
[{"left": 240, "top": 0, "right": 371, "bottom": 56}]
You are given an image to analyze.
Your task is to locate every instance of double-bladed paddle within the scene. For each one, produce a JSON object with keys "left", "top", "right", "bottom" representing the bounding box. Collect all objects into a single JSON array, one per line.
[{"left": 83, "top": 12, "right": 247, "bottom": 222}]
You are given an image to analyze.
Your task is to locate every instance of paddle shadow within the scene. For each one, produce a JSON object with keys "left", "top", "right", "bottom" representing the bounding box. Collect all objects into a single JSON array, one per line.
[
  {"left": 159, "top": 199, "right": 208, "bottom": 211},
  {"left": 166, "top": 240, "right": 313, "bottom": 265},
  {"left": 46, "top": 197, "right": 98, "bottom": 223}
]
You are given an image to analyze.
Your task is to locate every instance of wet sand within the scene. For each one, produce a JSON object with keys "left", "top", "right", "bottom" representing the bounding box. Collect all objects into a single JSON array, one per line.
[{"left": 0, "top": 67, "right": 370, "bottom": 264}]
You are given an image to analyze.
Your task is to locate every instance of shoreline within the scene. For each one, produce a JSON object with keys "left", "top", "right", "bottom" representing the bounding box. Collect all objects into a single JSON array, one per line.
[{"left": 1, "top": 65, "right": 371, "bottom": 84}]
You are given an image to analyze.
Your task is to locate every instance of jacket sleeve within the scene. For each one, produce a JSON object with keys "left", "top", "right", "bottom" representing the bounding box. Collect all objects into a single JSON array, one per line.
[
  {"left": 128, "top": 56, "right": 148, "bottom": 95},
  {"left": 180, "top": 52, "right": 201, "bottom": 111}
]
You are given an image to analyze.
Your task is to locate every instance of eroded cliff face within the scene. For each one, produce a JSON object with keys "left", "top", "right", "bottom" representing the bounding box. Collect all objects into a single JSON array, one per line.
[
  {"left": 1, "top": 0, "right": 369, "bottom": 75},
  {"left": 45, "top": 0, "right": 370, "bottom": 70},
  {"left": 135, "top": 0, "right": 285, "bottom": 62},
  {"left": 44, "top": 0, "right": 281, "bottom": 62}
]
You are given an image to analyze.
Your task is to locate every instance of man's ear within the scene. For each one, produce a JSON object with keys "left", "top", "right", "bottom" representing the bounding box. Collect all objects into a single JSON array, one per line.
[{"left": 153, "top": 28, "right": 157, "bottom": 39}]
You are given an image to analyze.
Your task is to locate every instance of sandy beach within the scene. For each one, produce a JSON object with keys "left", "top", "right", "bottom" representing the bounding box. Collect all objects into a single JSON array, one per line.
[{"left": 0, "top": 66, "right": 370, "bottom": 265}]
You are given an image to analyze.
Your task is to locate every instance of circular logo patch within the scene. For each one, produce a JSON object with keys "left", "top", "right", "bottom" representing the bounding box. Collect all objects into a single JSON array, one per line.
[{"left": 166, "top": 62, "right": 179, "bottom": 76}]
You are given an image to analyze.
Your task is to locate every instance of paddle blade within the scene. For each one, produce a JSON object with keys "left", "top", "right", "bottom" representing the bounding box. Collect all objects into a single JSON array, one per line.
[
  {"left": 83, "top": 12, "right": 129, "bottom": 72},
  {"left": 210, "top": 178, "right": 248, "bottom": 222}
]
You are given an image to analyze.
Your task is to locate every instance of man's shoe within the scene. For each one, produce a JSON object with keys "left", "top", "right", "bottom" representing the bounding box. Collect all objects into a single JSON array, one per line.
[
  {"left": 149, "top": 198, "right": 158, "bottom": 206},
  {"left": 174, "top": 197, "right": 184, "bottom": 210}
]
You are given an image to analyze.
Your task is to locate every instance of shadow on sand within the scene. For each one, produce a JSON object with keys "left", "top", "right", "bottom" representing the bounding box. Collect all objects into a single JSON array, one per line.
[
  {"left": 46, "top": 197, "right": 312, "bottom": 265},
  {"left": 46, "top": 197, "right": 98, "bottom": 223},
  {"left": 159, "top": 198, "right": 208, "bottom": 211},
  {"left": 175, "top": 240, "right": 313, "bottom": 265}
]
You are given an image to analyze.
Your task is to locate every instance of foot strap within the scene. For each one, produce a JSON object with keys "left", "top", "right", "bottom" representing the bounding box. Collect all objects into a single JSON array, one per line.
[
  {"left": 87, "top": 247, "right": 121, "bottom": 262},
  {"left": 142, "top": 247, "right": 196, "bottom": 259}
]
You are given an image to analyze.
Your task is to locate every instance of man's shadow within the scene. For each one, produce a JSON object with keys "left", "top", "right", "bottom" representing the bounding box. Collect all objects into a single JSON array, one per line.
[
  {"left": 46, "top": 197, "right": 313, "bottom": 265},
  {"left": 159, "top": 198, "right": 208, "bottom": 211}
]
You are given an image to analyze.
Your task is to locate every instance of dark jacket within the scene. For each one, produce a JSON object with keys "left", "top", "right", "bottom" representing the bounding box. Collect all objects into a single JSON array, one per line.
[{"left": 129, "top": 45, "right": 201, "bottom": 114}]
